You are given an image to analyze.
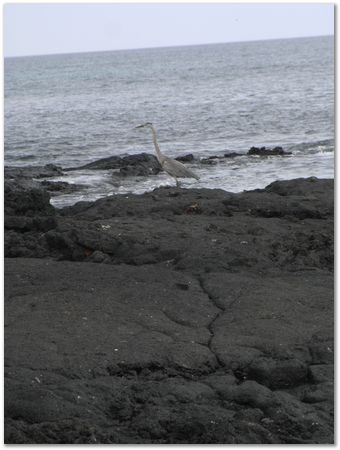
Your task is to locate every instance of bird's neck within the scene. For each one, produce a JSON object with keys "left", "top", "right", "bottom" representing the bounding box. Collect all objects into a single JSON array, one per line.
[{"left": 150, "top": 126, "right": 163, "bottom": 162}]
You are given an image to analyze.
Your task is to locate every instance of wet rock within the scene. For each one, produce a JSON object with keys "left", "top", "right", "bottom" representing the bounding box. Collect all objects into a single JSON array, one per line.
[
  {"left": 224, "top": 152, "right": 244, "bottom": 158},
  {"left": 208, "top": 155, "right": 222, "bottom": 160},
  {"left": 66, "top": 153, "right": 194, "bottom": 174},
  {"left": 247, "top": 146, "right": 292, "bottom": 156},
  {"left": 65, "top": 155, "right": 123, "bottom": 171},
  {"left": 65, "top": 152, "right": 162, "bottom": 176},
  {"left": 199, "top": 147, "right": 290, "bottom": 162},
  {"left": 119, "top": 153, "right": 162, "bottom": 177},
  {"left": 5, "top": 164, "right": 63, "bottom": 179},
  {"left": 200, "top": 158, "right": 218, "bottom": 165},
  {"left": 175, "top": 154, "right": 194, "bottom": 162},
  {"left": 119, "top": 153, "right": 162, "bottom": 176},
  {"left": 39, "top": 180, "right": 87, "bottom": 195}
]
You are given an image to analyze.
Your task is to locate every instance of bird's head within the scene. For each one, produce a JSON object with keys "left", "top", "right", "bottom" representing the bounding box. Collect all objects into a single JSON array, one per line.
[{"left": 135, "top": 122, "right": 153, "bottom": 130}]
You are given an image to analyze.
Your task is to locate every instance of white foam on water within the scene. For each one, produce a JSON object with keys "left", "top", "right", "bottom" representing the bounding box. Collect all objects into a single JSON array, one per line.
[{"left": 49, "top": 151, "right": 334, "bottom": 208}]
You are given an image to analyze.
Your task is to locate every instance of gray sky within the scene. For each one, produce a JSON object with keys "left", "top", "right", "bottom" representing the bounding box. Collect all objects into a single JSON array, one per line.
[{"left": 4, "top": 3, "right": 334, "bottom": 57}]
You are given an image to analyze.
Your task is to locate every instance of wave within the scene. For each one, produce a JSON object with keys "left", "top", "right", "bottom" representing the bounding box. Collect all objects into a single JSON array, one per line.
[{"left": 288, "top": 138, "right": 334, "bottom": 155}]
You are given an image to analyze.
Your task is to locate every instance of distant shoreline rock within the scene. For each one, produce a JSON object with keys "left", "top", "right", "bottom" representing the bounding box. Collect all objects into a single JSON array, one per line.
[
  {"left": 3, "top": 145, "right": 294, "bottom": 205},
  {"left": 247, "top": 146, "right": 292, "bottom": 156},
  {"left": 64, "top": 152, "right": 162, "bottom": 173},
  {"left": 64, "top": 152, "right": 196, "bottom": 175},
  {"left": 40, "top": 180, "right": 88, "bottom": 195},
  {"left": 201, "top": 146, "right": 292, "bottom": 164},
  {"left": 4, "top": 145, "right": 292, "bottom": 182}
]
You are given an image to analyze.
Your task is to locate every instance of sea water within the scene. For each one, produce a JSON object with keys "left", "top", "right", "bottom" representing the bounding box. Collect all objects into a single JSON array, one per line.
[{"left": 4, "top": 36, "right": 334, "bottom": 206}]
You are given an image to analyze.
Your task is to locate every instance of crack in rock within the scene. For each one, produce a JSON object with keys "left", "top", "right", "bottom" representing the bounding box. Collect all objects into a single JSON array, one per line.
[{"left": 197, "top": 275, "right": 226, "bottom": 368}]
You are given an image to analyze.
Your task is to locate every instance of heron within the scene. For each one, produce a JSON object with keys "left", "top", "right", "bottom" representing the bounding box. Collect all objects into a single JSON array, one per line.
[{"left": 135, "top": 122, "right": 200, "bottom": 187}]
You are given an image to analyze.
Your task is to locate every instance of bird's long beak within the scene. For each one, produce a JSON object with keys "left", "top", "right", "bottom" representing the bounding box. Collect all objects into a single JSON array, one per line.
[{"left": 135, "top": 124, "right": 144, "bottom": 129}]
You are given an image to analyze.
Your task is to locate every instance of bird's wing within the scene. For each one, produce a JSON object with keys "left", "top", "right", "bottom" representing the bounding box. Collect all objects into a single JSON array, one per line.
[{"left": 162, "top": 157, "right": 199, "bottom": 179}]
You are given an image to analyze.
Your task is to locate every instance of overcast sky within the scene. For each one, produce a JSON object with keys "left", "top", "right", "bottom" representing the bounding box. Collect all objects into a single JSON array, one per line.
[{"left": 4, "top": 3, "right": 334, "bottom": 57}]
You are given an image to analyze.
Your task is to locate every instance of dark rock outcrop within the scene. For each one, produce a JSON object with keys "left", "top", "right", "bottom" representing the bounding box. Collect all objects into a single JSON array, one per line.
[
  {"left": 65, "top": 153, "right": 194, "bottom": 173},
  {"left": 4, "top": 179, "right": 56, "bottom": 257},
  {"left": 5, "top": 179, "right": 55, "bottom": 219},
  {"left": 175, "top": 154, "right": 194, "bottom": 162},
  {"left": 200, "top": 146, "right": 292, "bottom": 163},
  {"left": 65, "top": 152, "right": 162, "bottom": 176},
  {"left": 5, "top": 164, "right": 63, "bottom": 179},
  {"left": 66, "top": 155, "right": 123, "bottom": 171},
  {"left": 224, "top": 152, "right": 244, "bottom": 158},
  {"left": 201, "top": 158, "right": 218, "bottom": 165},
  {"left": 119, "top": 153, "right": 162, "bottom": 176},
  {"left": 247, "top": 146, "right": 292, "bottom": 156},
  {"left": 4, "top": 166, "right": 88, "bottom": 199},
  {"left": 4, "top": 176, "right": 334, "bottom": 444},
  {"left": 39, "top": 180, "right": 87, "bottom": 194}
]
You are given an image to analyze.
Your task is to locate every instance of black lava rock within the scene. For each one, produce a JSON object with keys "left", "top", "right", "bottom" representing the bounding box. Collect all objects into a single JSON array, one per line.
[
  {"left": 247, "top": 146, "right": 292, "bottom": 156},
  {"left": 4, "top": 177, "right": 334, "bottom": 444},
  {"left": 175, "top": 154, "right": 195, "bottom": 162}
]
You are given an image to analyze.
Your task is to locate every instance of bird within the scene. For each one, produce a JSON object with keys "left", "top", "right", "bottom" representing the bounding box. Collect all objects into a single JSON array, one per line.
[{"left": 135, "top": 122, "right": 199, "bottom": 187}]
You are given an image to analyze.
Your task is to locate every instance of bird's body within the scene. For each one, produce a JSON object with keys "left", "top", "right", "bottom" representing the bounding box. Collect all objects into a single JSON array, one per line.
[{"left": 136, "top": 122, "right": 199, "bottom": 186}]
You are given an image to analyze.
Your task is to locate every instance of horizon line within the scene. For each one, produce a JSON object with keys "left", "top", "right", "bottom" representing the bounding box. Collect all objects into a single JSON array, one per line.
[{"left": 4, "top": 33, "right": 333, "bottom": 59}]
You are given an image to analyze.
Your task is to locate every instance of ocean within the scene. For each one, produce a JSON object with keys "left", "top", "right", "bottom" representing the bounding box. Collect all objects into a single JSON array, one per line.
[{"left": 4, "top": 35, "right": 334, "bottom": 207}]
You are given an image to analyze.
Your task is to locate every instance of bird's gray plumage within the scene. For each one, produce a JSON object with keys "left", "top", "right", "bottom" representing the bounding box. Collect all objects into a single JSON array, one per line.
[{"left": 135, "top": 122, "right": 199, "bottom": 186}]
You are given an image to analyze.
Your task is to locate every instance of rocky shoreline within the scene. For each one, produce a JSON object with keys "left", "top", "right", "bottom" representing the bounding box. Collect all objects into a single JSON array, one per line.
[
  {"left": 4, "top": 160, "right": 334, "bottom": 443},
  {"left": 4, "top": 145, "right": 293, "bottom": 201}
]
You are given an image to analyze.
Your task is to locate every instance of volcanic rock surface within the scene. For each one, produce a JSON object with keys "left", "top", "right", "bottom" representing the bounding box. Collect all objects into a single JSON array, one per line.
[
  {"left": 247, "top": 146, "right": 292, "bottom": 156},
  {"left": 4, "top": 175, "right": 334, "bottom": 444}
]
